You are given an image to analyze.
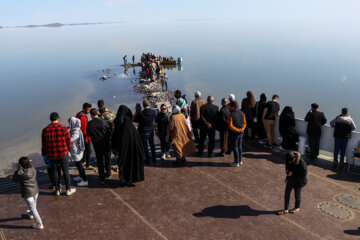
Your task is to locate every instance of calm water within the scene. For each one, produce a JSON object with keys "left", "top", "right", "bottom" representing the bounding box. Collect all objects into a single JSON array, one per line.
[{"left": 1, "top": 22, "right": 360, "bottom": 174}]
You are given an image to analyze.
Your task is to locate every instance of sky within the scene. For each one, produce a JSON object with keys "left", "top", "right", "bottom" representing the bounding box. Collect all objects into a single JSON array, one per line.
[{"left": 1, "top": 0, "right": 360, "bottom": 27}]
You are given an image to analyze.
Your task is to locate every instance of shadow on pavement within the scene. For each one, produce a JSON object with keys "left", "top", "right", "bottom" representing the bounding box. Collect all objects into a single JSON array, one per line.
[
  {"left": 193, "top": 205, "right": 277, "bottom": 219},
  {"left": 344, "top": 227, "right": 360, "bottom": 236}
]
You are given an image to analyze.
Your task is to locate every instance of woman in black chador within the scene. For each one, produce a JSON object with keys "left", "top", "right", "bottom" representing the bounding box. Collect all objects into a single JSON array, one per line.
[
  {"left": 279, "top": 106, "right": 298, "bottom": 150},
  {"left": 111, "top": 105, "right": 145, "bottom": 186}
]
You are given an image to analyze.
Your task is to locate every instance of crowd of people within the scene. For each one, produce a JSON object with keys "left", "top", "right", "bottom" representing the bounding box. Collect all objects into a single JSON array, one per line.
[{"left": 12, "top": 85, "right": 358, "bottom": 229}]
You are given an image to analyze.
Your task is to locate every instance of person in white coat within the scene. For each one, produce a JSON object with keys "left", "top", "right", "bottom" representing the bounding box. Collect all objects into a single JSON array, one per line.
[{"left": 68, "top": 117, "right": 88, "bottom": 186}]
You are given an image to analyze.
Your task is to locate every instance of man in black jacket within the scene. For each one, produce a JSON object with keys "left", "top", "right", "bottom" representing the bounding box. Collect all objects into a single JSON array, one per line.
[
  {"left": 278, "top": 151, "right": 307, "bottom": 215},
  {"left": 133, "top": 100, "right": 156, "bottom": 163},
  {"left": 198, "top": 96, "right": 219, "bottom": 157},
  {"left": 305, "top": 103, "right": 327, "bottom": 161},
  {"left": 87, "top": 108, "right": 112, "bottom": 184},
  {"left": 216, "top": 98, "right": 230, "bottom": 157}
]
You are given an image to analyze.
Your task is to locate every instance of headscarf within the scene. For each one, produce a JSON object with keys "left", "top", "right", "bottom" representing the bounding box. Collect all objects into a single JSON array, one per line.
[
  {"left": 172, "top": 105, "right": 181, "bottom": 114},
  {"left": 69, "top": 117, "right": 85, "bottom": 151},
  {"left": 114, "top": 105, "right": 133, "bottom": 127}
]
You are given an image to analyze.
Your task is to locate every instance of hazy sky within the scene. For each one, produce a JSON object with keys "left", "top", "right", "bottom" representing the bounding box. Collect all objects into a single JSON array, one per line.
[{"left": 1, "top": 0, "right": 359, "bottom": 26}]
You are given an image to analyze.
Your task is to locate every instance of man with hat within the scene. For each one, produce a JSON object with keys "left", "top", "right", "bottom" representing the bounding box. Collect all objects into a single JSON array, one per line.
[
  {"left": 305, "top": 103, "right": 327, "bottom": 161},
  {"left": 42, "top": 112, "right": 76, "bottom": 196}
]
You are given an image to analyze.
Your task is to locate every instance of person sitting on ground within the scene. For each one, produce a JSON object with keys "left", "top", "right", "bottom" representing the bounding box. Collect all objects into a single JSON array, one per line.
[
  {"left": 190, "top": 91, "right": 207, "bottom": 143},
  {"left": 278, "top": 151, "right": 307, "bottom": 215},
  {"left": 198, "top": 96, "right": 219, "bottom": 158},
  {"left": 228, "top": 101, "right": 246, "bottom": 167},
  {"left": 216, "top": 98, "right": 230, "bottom": 157},
  {"left": 76, "top": 103, "right": 93, "bottom": 169},
  {"left": 155, "top": 104, "right": 172, "bottom": 160},
  {"left": 86, "top": 108, "right": 112, "bottom": 185},
  {"left": 304, "top": 103, "right": 327, "bottom": 161},
  {"left": 241, "top": 91, "right": 256, "bottom": 139},
  {"left": 330, "top": 108, "right": 356, "bottom": 169},
  {"left": 169, "top": 106, "right": 196, "bottom": 166},
  {"left": 68, "top": 117, "right": 88, "bottom": 187},
  {"left": 254, "top": 93, "right": 267, "bottom": 144},
  {"left": 262, "top": 94, "right": 280, "bottom": 148},
  {"left": 279, "top": 106, "right": 298, "bottom": 150},
  {"left": 133, "top": 100, "right": 157, "bottom": 163},
  {"left": 42, "top": 112, "right": 76, "bottom": 196},
  {"left": 13, "top": 157, "right": 44, "bottom": 230},
  {"left": 112, "top": 105, "right": 145, "bottom": 187}
]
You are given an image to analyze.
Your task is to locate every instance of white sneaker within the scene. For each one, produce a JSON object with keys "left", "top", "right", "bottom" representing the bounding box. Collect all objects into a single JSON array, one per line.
[
  {"left": 240, "top": 161, "right": 243, "bottom": 165},
  {"left": 229, "top": 162, "right": 240, "bottom": 167},
  {"left": 166, "top": 152, "right": 171, "bottom": 158},
  {"left": 77, "top": 180, "right": 88, "bottom": 187},
  {"left": 54, "top": 190, "right": 60, "bottom": 196},
  {"left": 73, "top": 176, "right": 82, "bottom": 182},
  {"left": 66, "top": 188, "right": 76, "bottom": 196},
  {"left": 32, "top": 223, "right": 44, "bottom": 230},
  {"left": 160, "top": 153, "right": 166, "bottom": 160}
]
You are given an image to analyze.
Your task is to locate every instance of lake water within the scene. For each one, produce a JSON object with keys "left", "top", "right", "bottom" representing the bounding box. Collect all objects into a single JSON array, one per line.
[{"left": 1, "top": 22, "right": 360, "bottom": 175}]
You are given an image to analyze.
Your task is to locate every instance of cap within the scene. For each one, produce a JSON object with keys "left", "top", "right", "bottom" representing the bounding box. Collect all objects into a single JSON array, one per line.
[{"left": 50, "top": 112, "right": 60, "bottom": 121}]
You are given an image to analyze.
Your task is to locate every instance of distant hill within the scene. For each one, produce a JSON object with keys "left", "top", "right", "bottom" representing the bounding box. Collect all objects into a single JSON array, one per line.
[{"left": 5, "top": 22, "right": 119, "bottom": 29}]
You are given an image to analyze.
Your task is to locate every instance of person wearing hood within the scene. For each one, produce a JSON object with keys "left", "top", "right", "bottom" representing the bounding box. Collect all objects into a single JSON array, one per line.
[
  {"left": 169, "top": 105, "right": 196, "bottom": 166},
  {"left": 278, "top": 151, "right": 307, "bottom": 215},
  {"left": 330, "top": 108, "right": 356, "bottom": 169},
  {"left": 254, "top": 93, "right": 267, "bottom": 143},
  {"left": 241, "top": 91, "right": 256, "bottom": 139},
  {"left": 112, "top": 105, "right": 145, "bottom": 186},
  {"left": 279, "top": 106, "right": 298, "bottom": 150},
  {"left": 133, "top": 100, "right": 156, "bottom": 163},
  {"left": 68, "top": 117, "right": 88, "bottom": 187},
  {"left": 155, "top": 104, "right": 172, "bottom": 160}
]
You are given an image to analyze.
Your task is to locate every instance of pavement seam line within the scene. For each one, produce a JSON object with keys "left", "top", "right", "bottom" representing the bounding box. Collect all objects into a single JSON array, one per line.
[
  {"left": 0, "top": 228, "right": 6, "bottom": 240},
  {"left": 245, "top": 144, "right": 360, "bottom": 196},
  {"left": 195, "top": 168, "right": 330, "bottom": 240},
  {"left": 107, "top": 188, "right": 168, "bottom": 240}
]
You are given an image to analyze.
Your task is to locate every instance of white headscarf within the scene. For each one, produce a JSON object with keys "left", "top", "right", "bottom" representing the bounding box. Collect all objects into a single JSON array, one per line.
[
  {"left": 172, "top": 105, "right": 181, "bottom": 114},
  {"left": 69, "top": 117, "right": 85, "bottom": 151}
]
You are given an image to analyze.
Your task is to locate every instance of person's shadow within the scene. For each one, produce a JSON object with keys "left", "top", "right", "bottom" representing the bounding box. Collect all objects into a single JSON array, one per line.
[
  {"left": 193, "top": 205, "right": 277, "bottom": 219},
  {"left": 0, "top": 215, "right": 32, "bottom": 229},
  {"left": 344, "top": 227, "right": 360, "bottom": 236}
]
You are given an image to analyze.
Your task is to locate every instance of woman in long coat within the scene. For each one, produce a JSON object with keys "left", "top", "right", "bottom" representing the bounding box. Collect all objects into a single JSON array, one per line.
[
  {"left": 169, "top": 106, "right": 196, "bottom": 166},
  {"left": 279, "top": 106, "right": 298, "bottom": 150},
  {"left": 111, "top": 105, "right": 145, "bottom": 186}
]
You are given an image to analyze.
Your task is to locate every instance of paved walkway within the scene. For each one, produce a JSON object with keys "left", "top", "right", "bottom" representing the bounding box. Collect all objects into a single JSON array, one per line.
[{"left": 1, "top": 142, "right": 360, "bottom": 240}]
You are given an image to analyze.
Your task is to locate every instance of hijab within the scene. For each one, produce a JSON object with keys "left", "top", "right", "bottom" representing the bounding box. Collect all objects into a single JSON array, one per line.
[{"left": 69, "top": 117, "right": 85, "bottom": 151}]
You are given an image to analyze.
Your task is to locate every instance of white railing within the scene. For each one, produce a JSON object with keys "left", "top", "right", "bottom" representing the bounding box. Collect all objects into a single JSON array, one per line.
[{"left": 273, "top": 117, "right": 360, "bottom": 166}]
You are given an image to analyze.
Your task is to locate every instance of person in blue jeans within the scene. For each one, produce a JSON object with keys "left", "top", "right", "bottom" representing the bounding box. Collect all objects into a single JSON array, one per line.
[
  {"left": 330, "top": 108, "right": 356, "bottom": 169},
  {"left": 133, "top": 100, "right": 157, "bottom": 163},
  {"left": 227, "top": 101, "right": 247, "bottom": 167}
]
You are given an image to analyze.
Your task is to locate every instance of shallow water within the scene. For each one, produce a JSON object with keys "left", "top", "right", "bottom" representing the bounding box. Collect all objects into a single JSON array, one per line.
[{"left": 1, "top": 22, "right": 360, "bottom": 174}]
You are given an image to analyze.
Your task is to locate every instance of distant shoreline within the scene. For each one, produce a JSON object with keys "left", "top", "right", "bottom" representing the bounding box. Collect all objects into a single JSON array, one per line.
[{"left": 0, "top": 21, "right": 122, "bottom": 29}]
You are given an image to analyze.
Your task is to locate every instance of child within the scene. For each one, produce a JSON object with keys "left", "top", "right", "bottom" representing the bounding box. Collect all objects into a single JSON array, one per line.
[{"left": 13, "top": 156, "right": 44, "bottom": 230}]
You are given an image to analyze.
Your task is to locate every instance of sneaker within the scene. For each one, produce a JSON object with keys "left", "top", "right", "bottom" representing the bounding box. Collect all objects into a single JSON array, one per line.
[
  {"left": 73, "top": 176, "right": 82, "bottom": 182},
  {"left": 166, "top": 152, "right": 171, "bottom": 158},
  {"left": 77, "top": 180, "right": 88, "bottom": 187},
  {"left": 66, "top": 188, "right": 76, "bottom": 196},
  {"left": 229, "top": 162, "right": 240, "bottom": 167},
  {"left": 160, "top": 153, "right": 166, "bottom": 160},
  {"left": 54, "top": 190, "right": 60, "bottom": 196},
  {"left": 27, "top": 210, "right": 34, "bottom": 219},
  {"left": 32, "top": 223, "right": 44, "bottom": 230},
  {"left": 86, "top": 166, "right": 95, "bottom": 170},
  {"left": 240, "top": 161, "right": 243, "bottom": 165}
]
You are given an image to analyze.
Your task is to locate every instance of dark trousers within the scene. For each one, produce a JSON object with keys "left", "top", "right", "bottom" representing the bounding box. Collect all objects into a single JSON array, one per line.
[
  {"left": 141, "top": 131, "right": 156, "bottom": 161},
  {"left": 159, "top": 136, "right": 170, "bottom": 153},
  {"left": 191, "top": 120, "right": 201, "bottom": 142},
  {"left": 284, "top": 179, "right": 301, "bottom": 210},
  {"left": 334, "top": 138, "right": 349, "bottom": 164},
  {"left": 308, "top": 135, "right": 320, "bottom": 160},
  {"left": 93, "top": 143, "right": 111, "bottom": 181},
  {"left": 229, "top": 132, "right": 243, "bottom": 163},
  {"left": 75, "top": 161, "right": 87, "bottom": 181},
  {"left": 219, "top": 130, "right": 229, "bottom": 154},
  {"left": 50, "top": 156, "right": 71, "bottom": 191},
  {"left": 81, "top": 141, "right": 92, "bottom": 167},
  {"left": 198, "top": 128, "right": 216, "bottom": 154},
  {"left": 47, "top": 167, "right": 61, "bottom": 187}
]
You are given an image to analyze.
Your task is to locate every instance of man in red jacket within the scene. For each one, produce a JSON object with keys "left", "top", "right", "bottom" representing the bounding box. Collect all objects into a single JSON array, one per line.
[{"left": 76, "top": 103, "right": 93, "bottom": 169}]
